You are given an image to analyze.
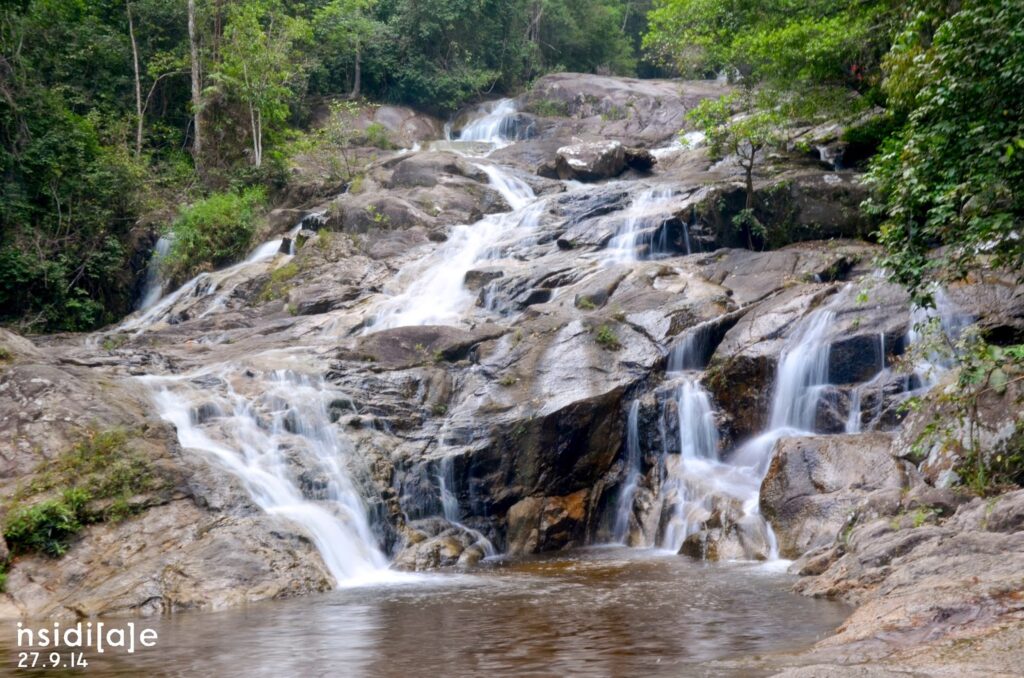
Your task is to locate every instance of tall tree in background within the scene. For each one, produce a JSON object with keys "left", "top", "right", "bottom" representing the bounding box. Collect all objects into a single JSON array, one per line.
[
  {"left": 211, "top": 2, "right": 310, "bottom": 168},
  {"left": 313, "top": 0, "right": 383, "bottom": 99},
  {"left": 870, "top": 0, "right": 1024, "bottom": 304},
  {"left": 188, "top": 0, "right": 202, "bottom": 169}
]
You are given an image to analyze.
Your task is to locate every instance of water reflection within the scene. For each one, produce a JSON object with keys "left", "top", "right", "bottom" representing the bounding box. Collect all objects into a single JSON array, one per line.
[{"left": 3, "top": 548, "right": 848, "bottom": 677}]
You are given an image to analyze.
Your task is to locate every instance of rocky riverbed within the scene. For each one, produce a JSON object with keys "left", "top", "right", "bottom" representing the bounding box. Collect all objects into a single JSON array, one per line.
[{"left": 0, "top": 73, "right": 1021, "bottom": 675}]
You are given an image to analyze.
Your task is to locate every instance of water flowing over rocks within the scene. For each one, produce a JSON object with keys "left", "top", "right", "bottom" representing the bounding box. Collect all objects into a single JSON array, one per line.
[{"left": 0, "top": 73, "right": 1021, "bottom": 674}]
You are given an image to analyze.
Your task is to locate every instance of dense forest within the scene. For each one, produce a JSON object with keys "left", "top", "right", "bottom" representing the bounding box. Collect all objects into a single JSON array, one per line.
[{"left": 0, "top": 0, "right": 1020, "bottom": 332}]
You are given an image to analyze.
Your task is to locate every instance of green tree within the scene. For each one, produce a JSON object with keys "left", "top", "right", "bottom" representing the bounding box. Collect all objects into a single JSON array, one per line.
[
  {"left": 869, "top": 0, "right": 1024, "bottom": 304},
  {"left": 209, "top": 2, "right": 310, "bottom": 168},
  {"left": 686, "top": 89, "right": 786, "bottom": 248},
  {"left": 313, "top": 0, "right": 384, "bottom": 99}
]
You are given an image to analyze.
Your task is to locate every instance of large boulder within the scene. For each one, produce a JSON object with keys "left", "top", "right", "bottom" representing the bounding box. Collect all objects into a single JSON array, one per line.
[
  {"left": 554, "top": 141, "right": 627, "bottom": 182},
  {"left": 760, "top": 432, "right": 910, "bottom": 558}
]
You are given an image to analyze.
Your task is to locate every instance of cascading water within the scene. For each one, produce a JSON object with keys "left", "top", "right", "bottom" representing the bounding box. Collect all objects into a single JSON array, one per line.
[
  {"left": 659, "top": 377, "right": 723, "bottom": 552},
  {"left": 456, "top": 98, "right": 520, "bottom": 145},
  {"left": 368, "top": 164, "right": 542, "bottom": 330},
  {"left": 143, "top": 367, "right": 397, "bottom": 586},
  {"left": 612, "top": 400, "right": 642, "bottom": 543},
  {"left": 138, "top": 236, "right": 172, "bottom": 310},
  {"left": 603, "top": 186, "right": 679, "bottom": 265},
  {"left": 116, "top": 225, "right": 300, "bottom": 335},
  {"left": 434, "top": 455, "right": 496, "bottom": 557}
]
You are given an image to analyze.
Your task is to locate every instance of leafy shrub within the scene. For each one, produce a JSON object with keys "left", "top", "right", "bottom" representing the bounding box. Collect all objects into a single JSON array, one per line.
[
  {"left": 529, "top": 99, "right": 569, "bottom": 117},
  {"left": 163, "top": 188, "right": 266, "bottom": 282},
  {"left": 4, "top": 489, "right": 88, "bottom": 558},
  {"left": 594, "top": 325, "right": 622, "bottom": 350},
  {"left": 362, "top": 122, "right": 394, "bottom": 149}
]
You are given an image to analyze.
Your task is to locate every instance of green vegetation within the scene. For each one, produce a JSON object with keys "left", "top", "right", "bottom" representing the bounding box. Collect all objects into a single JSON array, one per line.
[
  {"left": 163, "top": 188, "right": 266, "bottom": 282},
  {"left": 528, "top": 99, "right": 570, "bottom": 118},
  {"left": 4, "top": 489, "right": 88, "bottom": 558},
  {"left": 3, "top": 429, "right": 169, "bottom": 559},
  {"left": 259, "top": 261, "right": 302, "bottom": 302},
  {"left": 869, "top": 0, "right": 1024, "bottom": 305},
  {"left": 594, "top": 324, "right": 622, "bottom": 350},
  {"left": 649, "top": 0, "right": 1023, "bottom": 496}
]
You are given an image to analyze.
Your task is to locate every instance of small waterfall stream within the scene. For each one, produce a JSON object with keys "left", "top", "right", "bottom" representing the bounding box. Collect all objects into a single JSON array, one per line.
[
  {"left": 368, "top": 163, "right": 541, "bottom": 330},
  {"left": 603, "top": 186, "right": 680, "bottom": 265},
  {"left": 455, "top": 98, "right": 519, "bottom": 145},
  {"left": 144, "top": 368, "right": 397, "bottom": 586},
  {"left": 137, "top": 236, "right": 172, "bottom": 310}
]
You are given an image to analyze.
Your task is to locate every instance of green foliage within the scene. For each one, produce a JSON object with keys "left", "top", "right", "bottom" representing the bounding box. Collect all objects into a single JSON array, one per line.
[
  {"left": 3, "top": 489, "right": 87, "bottom": 558},
  {"left": 594, "top": 324, "right": 622, "bottom": 350},
  {"left": 259, "top": 261, "right": 301, "bottom": 302},
  {"left": 163, "top": 188, "right": 266, "bottom": 282},
  {"left": 362, "top": 122, "right": 394, "bottom": 150},
  {"left": 644, "top": 0, "right": 894, "bottom": 93},
  {"left": 868, "top": 0, "right": 1024, "bottom": 304},
  {"left": 528, "top": 99, "right": 570, "bottom": 117},
  {"left": 209, "top": 1, "right": 312, "bottom": 169}
]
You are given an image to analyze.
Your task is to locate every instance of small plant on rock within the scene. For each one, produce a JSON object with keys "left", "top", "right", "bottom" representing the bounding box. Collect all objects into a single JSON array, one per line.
[{"left": 594, "top": 325, "right": 622, "bottom": 350}]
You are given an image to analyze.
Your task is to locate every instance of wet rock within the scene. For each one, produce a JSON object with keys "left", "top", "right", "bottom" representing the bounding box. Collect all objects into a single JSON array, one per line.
[
  {"left": 506, "top": 489, "right": 589, "bottom": 554},
  {"left": 760, "top": 432, "right": 909, "bottom": 559},
  {"left": 691, "top": 170, "right": 872, "bottom": 250},
  {"left": 463, "top": 267, "right": 504, "bottom": 290},
  {"left": 386, "top": 151, "right": 487, "bottom": 188},
  {"left": 624, "top": 146, "right": 656, "bottom": 172},
  {"left": 340, "top": 325, "right": 507, "bottom": 370},
  {"left": 370, "top": 105, "right": 443, "bottom": 147},
  {"left": 554, "top": 141, "right": 626, "bottom": 182},
  {"left": 392, "top": 518, "right": 488, "bottom": 571},
  {"left": 784, "top": 491, "right": 1024, "bottom": 675}
]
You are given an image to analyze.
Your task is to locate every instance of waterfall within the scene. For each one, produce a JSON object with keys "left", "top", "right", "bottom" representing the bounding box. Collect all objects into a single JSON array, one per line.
[
  {"left": 143, "top": 368, "right": 398, "bottom": 586},
  {"left": 457, "top": 99, "right": 519, "bottom": 145},
  {"left": 116, "top": 226, "right": 300, "bottom": 335},
  {"left": 768, "top": 308, "right": 835, "bottom": 431},
  {"left": 603, "top": 186, "right": 677, "bottom": 265},
  {"left": 436, "top": 456, "right": 461, "bottom": 523},
  {"left": 667, "top": 322, "right": 715, "bottom": 372},
  {"left": 660, "top": 377, "right": 721, "bottom": 552},
  {"left": 368, "top": 165, "right": 542, "bottom": 330},
  {"left": 138, "top": 236, "right": 172, "bottom": 310},
  {"left": 908, "top": 287, "right": 974, "bottom": 386},
  {"left": 612, "top": 400, "right": 642, "bottom": 543}
]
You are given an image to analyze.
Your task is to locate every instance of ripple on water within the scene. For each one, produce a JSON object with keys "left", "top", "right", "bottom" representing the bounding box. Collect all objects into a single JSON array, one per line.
[{"left": 4, "top": 548, "right": 849, "bottom": 678}]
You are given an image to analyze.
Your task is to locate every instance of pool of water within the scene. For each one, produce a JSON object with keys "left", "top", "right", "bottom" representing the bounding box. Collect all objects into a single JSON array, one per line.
[{"left": 4, "top": 548, "right": 849, "bottom": 677}]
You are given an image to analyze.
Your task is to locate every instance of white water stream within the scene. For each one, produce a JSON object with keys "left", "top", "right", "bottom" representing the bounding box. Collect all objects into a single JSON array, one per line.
[
  {"left": 368, "top": 163, "right": 540, "bottom": 330},
  {"left": 143, "top": 368, "right": 398, "bottom": 586}
]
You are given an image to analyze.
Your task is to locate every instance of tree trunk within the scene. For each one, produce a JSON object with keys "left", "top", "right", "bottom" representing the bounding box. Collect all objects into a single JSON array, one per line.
[
  {"left": 249, "top": 102, "right": 261, "bottom": 168},
  {"left": 127, "top": 1, "right": 143, "bottom": 158},
  {"left": 744, "top": 159, "right": 755, "bottom": 250},
  {"left": 350, "top": 47, "right": 361, "bottom": 99},
  {"left": 187, "top": 0, "right": 203, "bottom": 169}
]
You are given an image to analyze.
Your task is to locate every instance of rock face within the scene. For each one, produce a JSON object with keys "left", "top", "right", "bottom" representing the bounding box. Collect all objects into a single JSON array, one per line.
[
  {"left": 522, "top": 73, "right": 730, "bottom": 145},
  {"left": 775, "top": 491, "right": 1024, "bottom": 677},
  {"left": 760, "top": 433, "right": 909, "bottom": 558}
]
